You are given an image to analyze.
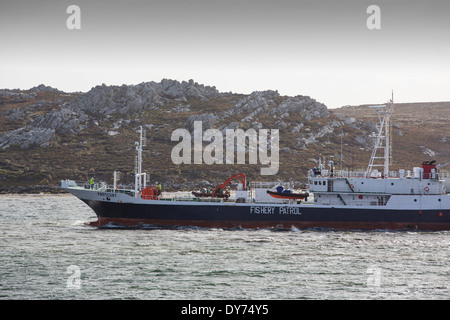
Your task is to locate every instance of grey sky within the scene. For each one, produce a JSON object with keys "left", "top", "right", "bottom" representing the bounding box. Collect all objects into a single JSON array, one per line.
[{"left": 1, "top": 0, "right": 449, "bottom": 108}]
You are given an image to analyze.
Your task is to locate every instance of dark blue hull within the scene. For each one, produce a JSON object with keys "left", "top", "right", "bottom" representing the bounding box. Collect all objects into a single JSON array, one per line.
[{"left": 83, "top": 199, "right": 450, "bottom": 231}]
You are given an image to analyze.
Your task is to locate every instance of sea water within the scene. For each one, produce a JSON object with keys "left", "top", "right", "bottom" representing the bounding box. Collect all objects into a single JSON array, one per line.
[{"left": 1, "top": 194, "right": 449, "bottom": 300}]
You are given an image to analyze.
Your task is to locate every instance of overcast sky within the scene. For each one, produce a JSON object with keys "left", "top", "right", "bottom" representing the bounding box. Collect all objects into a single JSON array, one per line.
[{"left": 1, "top": 0, "right": 449, "bottom": 108}]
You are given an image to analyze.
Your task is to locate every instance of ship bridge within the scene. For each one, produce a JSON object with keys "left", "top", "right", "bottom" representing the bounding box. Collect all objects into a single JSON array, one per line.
[{"left": 308, "top": 167, "right": 447, "bottom": 196}]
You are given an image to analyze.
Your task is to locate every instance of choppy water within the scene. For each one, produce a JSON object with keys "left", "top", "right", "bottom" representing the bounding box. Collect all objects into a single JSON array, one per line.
[{"left": 1, "top": 194, "right": 450, "bottom": 300}]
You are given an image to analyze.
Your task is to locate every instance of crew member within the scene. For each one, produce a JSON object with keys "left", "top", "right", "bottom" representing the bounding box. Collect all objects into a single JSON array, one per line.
[
  {"left": 90, "top": 177, "right": 94, "bottom": 189},
  {"left": 157, "top": 183, "right": 162, "bottom": 195}
]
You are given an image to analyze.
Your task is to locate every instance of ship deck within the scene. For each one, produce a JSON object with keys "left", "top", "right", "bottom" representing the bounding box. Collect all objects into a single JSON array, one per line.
[{"left": 62, "top": 180, "right": 316, "bottom": 205}]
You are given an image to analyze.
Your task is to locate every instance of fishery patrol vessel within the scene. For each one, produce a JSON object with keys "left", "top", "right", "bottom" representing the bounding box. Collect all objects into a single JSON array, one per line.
[{"left": 61, "top": 97, "right": 450, "bottom": 230}]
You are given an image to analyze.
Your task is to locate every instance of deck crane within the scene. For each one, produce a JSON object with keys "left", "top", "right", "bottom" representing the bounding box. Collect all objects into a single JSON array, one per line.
[{"left": 192, "top": 173, "right": 247, "bottom": 199}]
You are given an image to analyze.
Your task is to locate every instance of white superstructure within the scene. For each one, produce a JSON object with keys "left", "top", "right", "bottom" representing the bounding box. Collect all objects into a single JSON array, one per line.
[{"left": 308, "top": 95, "right": 449, "bottom": 210}]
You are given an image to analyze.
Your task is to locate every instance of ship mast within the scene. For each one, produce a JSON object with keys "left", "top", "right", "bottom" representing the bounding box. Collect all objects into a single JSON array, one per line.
[
  {"left": 366, "top": 92, "right": 394, "bottom": 178},
  {"left": 134, "top": 126, "right": 147, "bottom": 196}
]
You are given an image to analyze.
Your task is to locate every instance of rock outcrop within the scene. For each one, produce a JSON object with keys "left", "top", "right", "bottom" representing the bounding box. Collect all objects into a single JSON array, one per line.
[
  {"left": 271, "top": 96, "right": 329, "bottom": 120},
  {"left": 32, "top": 107, "right": 89, "bottom": 134},
  {"left": 0, "top": 80, "right": 363, "bottom": 152},
  {"left": 68, "top": 79, "right": 221, "bottom": 116},
  {"left": 0, "top": 126, "right": 55, "bottom": 149}
]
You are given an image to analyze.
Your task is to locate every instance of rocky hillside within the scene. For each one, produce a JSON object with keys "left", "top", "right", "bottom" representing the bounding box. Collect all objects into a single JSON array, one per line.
[{"left": 0, "top": 80, "right": 448, "bottom": 192}]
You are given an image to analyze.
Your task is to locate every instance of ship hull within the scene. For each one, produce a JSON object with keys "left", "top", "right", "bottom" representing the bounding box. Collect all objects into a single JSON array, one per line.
[{"left": 81, "top": 198, "right": 450, "bottom": 231}]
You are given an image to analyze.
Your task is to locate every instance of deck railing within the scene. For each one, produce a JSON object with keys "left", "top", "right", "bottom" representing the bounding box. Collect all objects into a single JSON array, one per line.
[{"left": 308, "top": 169, "right": 449, "bottom": 180}]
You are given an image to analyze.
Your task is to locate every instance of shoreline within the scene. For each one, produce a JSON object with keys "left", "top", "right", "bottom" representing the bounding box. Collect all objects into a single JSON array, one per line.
[{"left": 0, "top": 185, "right": 68, "bottom": 195}]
